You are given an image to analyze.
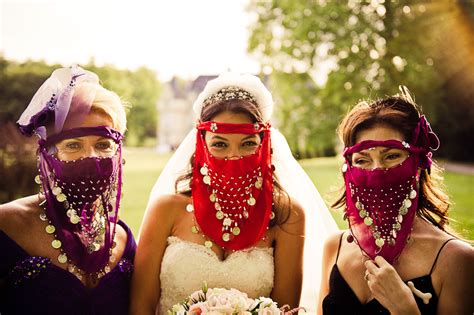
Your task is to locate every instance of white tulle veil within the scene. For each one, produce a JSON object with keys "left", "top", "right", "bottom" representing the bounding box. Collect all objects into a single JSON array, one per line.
[{"left": 146, "top": 73, "right": 339, "bottom": 312}]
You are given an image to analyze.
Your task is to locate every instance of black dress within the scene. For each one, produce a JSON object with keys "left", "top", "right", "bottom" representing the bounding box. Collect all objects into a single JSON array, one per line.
[{"left": 322, "top": 234, "right": 454, "bottom": 315}]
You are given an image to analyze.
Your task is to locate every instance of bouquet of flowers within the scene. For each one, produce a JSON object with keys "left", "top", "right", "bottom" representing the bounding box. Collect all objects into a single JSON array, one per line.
[{"left": 168, "top": 282, "right": 303, "bottom": 315}]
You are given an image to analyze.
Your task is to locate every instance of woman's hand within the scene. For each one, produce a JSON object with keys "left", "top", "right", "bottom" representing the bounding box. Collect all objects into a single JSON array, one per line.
[{"left": 365, "top": 256, "right": 421, "bottom": 315}]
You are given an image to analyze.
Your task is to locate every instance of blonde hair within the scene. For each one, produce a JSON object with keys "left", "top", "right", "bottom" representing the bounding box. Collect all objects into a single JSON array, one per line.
[
  {"left": 73, "top": 83, "right": 127, "bottom": 134},
  {"left": 91, "top": 85, "right": 127, "bottom": 134}
]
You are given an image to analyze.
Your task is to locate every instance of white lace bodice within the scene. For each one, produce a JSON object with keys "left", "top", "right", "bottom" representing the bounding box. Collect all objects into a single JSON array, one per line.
[{"left": 158, "top": 236, "right": 274, "bottom": 314}]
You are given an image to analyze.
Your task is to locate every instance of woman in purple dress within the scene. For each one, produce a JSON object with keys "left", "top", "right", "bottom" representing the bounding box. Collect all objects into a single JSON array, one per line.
[{"left": 0, "top": 66, "right": 136, "bottom": 314}]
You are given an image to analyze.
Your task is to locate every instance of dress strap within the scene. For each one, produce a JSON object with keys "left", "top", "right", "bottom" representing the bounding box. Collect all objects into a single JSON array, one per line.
[
  {"left": 335, "top": 232, "right": 345, "bottom": 264},
  {"left": 429, "top": 238, "right": 456, "bottom": 275}
]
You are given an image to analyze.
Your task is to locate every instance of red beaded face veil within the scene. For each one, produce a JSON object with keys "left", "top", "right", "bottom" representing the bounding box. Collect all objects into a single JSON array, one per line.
[{"left": 191, "top": 120, "right": 273, "bottom": 250}]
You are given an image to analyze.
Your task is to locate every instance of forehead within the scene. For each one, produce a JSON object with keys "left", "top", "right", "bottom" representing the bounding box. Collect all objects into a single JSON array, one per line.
[
  {"left": 80, "top": 111, "right": 114, "bottom": 128},
  {"left": 355, "top": 124, "right": 404, "bottom": 144},
  {"left": 211, "top": 111, "right": 253, "bottom": 124}
]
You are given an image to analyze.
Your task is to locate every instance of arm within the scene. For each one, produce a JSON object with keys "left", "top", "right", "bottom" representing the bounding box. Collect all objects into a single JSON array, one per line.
[
  {"left": 271, "top": 199, "right": 305, "bottom": 309},
  {"left": 435, "top": 241, "right": 474, "bottom": 315},
  {"left": 317, "top": 232, "right": 344, "bottom": 315},
  {"left": 129, "top": 195, "right": 178, "bottom": 315}
]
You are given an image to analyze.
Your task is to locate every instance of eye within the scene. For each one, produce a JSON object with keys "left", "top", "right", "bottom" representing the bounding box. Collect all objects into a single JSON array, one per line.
[
  {"left": 64, "top": 141, "right": 81, "bottom": 151},
  {"left": 353, "top": 158, "right": 369, "bottom": 166},
  {"left": 211, "top": 141, "right": 227, "bottom": 148},
  {"left": 386, "top": 153, "right": 401, "bottom": 160},
  {"left": 96, "top": 140, "right": 115, "bottom": 151},
  {"left": 242, "top": 140, "right": 258, "bottom": 147}
]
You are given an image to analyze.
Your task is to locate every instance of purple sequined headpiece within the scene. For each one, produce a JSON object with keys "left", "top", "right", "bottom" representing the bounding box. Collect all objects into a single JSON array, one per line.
[{"left": 17, "top": 65, "right": 99, "bottom": 139}]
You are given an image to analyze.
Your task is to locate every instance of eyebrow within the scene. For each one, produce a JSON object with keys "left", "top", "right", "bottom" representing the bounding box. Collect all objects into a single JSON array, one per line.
[
  {"left": 211, "top": 135, "right": 229, "bottom": 141},
  {"left": 356, "top": 147, "right": 400, "bottom": 155},
  {"left": 62, "top": 137, "right": 84, "bottom": 142},
  {"left": 211, "top": 135, "right": 257, "bottom": 141},
  {"left": 61, "top": 136, "right": 112, "bottom": 143}
]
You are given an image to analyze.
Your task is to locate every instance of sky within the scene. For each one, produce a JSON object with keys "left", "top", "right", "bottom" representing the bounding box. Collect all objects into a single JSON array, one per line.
[{"left": 0, "top": 0, "right": 261, "bottom": 81}]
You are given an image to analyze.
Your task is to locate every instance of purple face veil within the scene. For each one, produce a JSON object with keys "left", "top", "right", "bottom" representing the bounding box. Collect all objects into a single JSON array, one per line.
[
  {"left": 342, "top": 116, "right": 440, "bottom": 264},
  {"left": 37, "top": 127, "right": 124, "bottom": 275},
  {"left": 17, "top": 66, "right": 125, "bottom": 277}
]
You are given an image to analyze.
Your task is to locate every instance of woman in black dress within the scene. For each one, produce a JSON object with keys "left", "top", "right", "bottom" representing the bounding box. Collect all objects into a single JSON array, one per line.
[{"left": 318, "top": 88, "right": 473, "bottom": 315}]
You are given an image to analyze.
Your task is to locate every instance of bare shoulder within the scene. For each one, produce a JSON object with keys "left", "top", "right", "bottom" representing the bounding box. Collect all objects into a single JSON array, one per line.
[
  {"left": 0, "top": 195, "right": 40, "bottom": 232},
  {"left": 139, "top": 193, "right": 191, "bottom": 238},
  {"left": 323, "top": 230, "right": 346, "bottom": 258},
  {"left": 279, "top": 195, "right": 305, "bottom": 224},
  {"left": 145, "top": 193, "right": 190, "bottom": 220},
  {"left": 438, "top": 238, "right": 474, "bottom": 270}
]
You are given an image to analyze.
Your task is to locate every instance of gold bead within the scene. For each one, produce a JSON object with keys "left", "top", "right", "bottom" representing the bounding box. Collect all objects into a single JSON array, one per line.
[
  {"left": 51, "top": 239, "right": 62, "bottom": 249},
  {"left": 56, "top": 193, "right": 66, "bottom": 202},
  {"left": 232, "top": 227, "right": 241, "bottom": 236},
  {"left": 186, "top": 204, "right": 194, "bottom": 212},
  {"left": 45, "top": 225, "right": 55, "bottom": 234},
  {"left": 58, "top": 253, "right": 67, "bottom": 264},
  {"left": 39, "top": 213, "right": 47, "bottom": 221},
  {"left": 203, "top": 176, "right": 211, "bottom": 185},
  {"left": 222, "top": 233, "right": 230, "bottom": 242},
  {"left": 34, "top": 175, "right": 42, "bottom": 184},
  {"left": 204, "top": 241, "right": 213, "bottom": 248},
  {"left": 216, "top": 211, "right": 224, "bottom": 220},
  {"left": 364, "top": 217, "right": 373, "bottom": 226},
  {"left": 375, "top": 238, "right": 385, "bottom": 248},
  {"left": 247, "top": 197, "right": 256, "bottom": 206},
  {"left": 70, "top": 215, "right": 80, "bottom": 224},
  {"left": 52, "top": 186, "right": 62, "bottom": 196},
  {"left": 403, "top": 199, "right": 412, "bottom": 208}
]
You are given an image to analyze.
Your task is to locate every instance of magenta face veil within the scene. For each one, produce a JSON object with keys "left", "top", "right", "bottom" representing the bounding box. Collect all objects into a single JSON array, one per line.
[
  {"left": 341, "top": 114, "right": 440, "bottom": 264},
  {"left": 342, "top": 140, "right": 421, "bottom": 263}
]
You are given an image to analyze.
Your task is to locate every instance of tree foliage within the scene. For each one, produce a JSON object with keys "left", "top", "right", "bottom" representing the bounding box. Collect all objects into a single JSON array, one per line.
[
  {"left": 0, "top": 58, "right": 161, "bottom": 145},
  {"left": 248, "top": 0, "right": 473, "bottom": 160}
]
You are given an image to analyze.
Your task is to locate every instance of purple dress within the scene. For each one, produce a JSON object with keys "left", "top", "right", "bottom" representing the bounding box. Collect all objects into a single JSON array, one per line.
[{"left": 0, "top": 220, "right": 136, "bottom": 315}]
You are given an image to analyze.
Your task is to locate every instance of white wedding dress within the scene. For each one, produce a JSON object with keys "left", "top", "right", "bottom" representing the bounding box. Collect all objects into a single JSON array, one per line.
[{"left": 158, "top": 236, "right": 274, "bottom": 314}]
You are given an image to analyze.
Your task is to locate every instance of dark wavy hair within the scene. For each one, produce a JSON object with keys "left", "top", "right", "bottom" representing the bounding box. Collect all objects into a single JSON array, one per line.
[
  {"left": 175, "top": 98, "right": 290, "bottom": 228},
  {"left": 333, "top": 94, "right": 451, "bottom": 231}
]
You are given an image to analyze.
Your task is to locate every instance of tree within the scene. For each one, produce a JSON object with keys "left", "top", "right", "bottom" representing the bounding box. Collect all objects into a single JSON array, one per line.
[
  {"left": 248, "top": 0, "right": 456, "bottom": 158},
  {"left": 84, "top": 62, "right": 161, "bottom": 146}
]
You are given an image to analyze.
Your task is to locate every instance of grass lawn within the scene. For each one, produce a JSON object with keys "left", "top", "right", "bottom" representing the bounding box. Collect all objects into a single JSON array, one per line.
[{"left": 121, "top": 148, "right": 474, "bottom": 240}]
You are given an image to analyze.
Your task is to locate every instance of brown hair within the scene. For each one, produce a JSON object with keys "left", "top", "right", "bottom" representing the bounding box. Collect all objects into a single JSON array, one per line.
[
  {"left": 333, "top": 94, "right": 451, "bottom": 231},
  {"left": 175, "top": 98, "right": 290, "bottom": 227}
]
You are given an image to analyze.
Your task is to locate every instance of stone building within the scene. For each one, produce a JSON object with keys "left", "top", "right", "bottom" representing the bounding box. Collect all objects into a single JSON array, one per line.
[{"left": 156, "top": 75, "right": 217, "bottom": 152}]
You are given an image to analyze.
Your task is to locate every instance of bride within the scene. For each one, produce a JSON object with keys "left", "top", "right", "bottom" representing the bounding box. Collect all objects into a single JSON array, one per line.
[{"left": 130, "top": 72, "right": 338, "bottom": 314}]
